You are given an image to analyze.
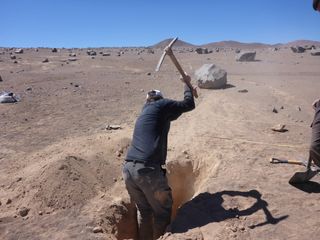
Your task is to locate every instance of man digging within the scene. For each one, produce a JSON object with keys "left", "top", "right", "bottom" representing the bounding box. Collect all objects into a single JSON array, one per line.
[{"left": 123, "top": 78, "right": 195, "bottom": 239}]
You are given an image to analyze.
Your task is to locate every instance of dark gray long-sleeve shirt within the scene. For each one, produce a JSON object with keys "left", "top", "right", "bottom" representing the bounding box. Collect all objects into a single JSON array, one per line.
[
  {"left": 311, "top": 103, "right": 320, "bottom": 151},
  {"left": 126, "top": 85, "right": 195, "bottom": 165}
]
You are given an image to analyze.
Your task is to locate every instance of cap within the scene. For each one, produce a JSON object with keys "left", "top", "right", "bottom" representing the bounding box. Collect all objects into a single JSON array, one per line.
[{"left": 146, "top": 89, "right": 163, "bottom": 101}]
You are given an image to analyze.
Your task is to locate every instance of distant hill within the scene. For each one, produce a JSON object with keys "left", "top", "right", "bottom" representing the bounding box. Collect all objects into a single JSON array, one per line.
[
  {"left": 282, "top": 40, "right": 320, "bottom": 47},
  {"left": 151, "top": 38, "right": 320, "bottom": 49},
  {"left": 151, "top": 38, "right": 196, "bottom": 48},
  {"left": 200, "top": 40, "right": 275, "bottom": 49}
]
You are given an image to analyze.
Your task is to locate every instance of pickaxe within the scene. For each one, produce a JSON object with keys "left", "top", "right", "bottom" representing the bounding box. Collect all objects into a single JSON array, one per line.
[{"left": 155, "top": 37, "right": 198, "bottom": 98}]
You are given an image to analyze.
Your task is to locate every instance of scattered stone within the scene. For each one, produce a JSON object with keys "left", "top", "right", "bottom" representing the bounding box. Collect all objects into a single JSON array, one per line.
[
  {"left": 6, "top": 199, "right": 12, "bottom": 204},
  {"left": 271, "top": 124, "right": 288, "bottom": 132},
  {"left": 19, "top": 207, "right": 30, "bottom": 217},
  {"left": 280, "top": 106, "right": 284, "bottom": 109},
  {"left": 52, "top": 48, "right": 58, "bottom": 53},
  {"left": 146, "top": 48, "right": 154, "bottom": 54},
  {"left": 113, "top": 178, "right": 117, "bottom": 182},
  {"left": 235, "top": 49, "right": 241, "bottom": 54},
  {"left": 68, "top": 57, "right": 77, "bottom": 62},
  {"left": 290, "top": 46, "right": 305, "bottom": 53},
  {"left": 238, "top": 89, "right": 248, "bottom": 93},
  {"left": 195, "top": 64, "right": 227, "bottom": 89},
  {"left": 87, "top": 50, "right": 96, "bottom": 56},
  {"left": 14, "top": 48, "right": 23, "bottom": 54},
  {"left": 0, "top": 200, "right": 2, "bottom": 206},
  {"left": 16, "top": 177, "right": 22, "bottom": 182},
  {"left": 10, "top": 55, "right": 16, "bottom": 60},
  {"left": 69, "top": 53, "right": 76, "bottom": 57},
  {"left": 297, "top": 106, "right": 301, "bottom": 111},
  {"left": 146, "top": 72, "right": 151, "bottom": 76},
  {"left": 0, "top": 92, "right": 18, "bottom": 103},
  {"left": 93, "top": 226, "right": 103, "bottom": 233},
  {"left": 42, "top": 58, "right": 49, "bottom": 63},
  {"left": 14, "top": 60, "right": 18, "bottom": 64},
  {"left": 26, "top": 87, "right": 32, "bottom": 91},
  {"left": 195, "top": 48, "right": 210, "bottom": 54},
  {"left": 102, "top": 53, "right": 110, "bottom": 56},
  {"left": 106, "top": 125, "right": 122, "bottom": 130},
  {"left": 0, "top": 75, "right": 2, "bottom": 82},
  {"left": 116, "top": 151, "right": 122, "bottom": 157},
  {"left": 38, "top": 211, "right": 43, "bottom": 216},
  {"left": 236, "top": 51, "right": 256, "bottom": 61},
  {"left": 310, "top": 49, "right": 320, "bottom": 56},
  {"left": 272, "top": 107, "right": 278, "bottom": 113}
]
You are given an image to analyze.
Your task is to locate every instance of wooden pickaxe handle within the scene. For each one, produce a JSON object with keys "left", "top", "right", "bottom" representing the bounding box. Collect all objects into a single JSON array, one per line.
[{"left": 165, "top": 48, "right": 198, "bottom": 98}]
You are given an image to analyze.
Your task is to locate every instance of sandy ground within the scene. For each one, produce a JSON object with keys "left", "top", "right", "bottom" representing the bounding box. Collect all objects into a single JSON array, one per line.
[{"left": 1, "top": 45, "right": 320, "bottom": 240}]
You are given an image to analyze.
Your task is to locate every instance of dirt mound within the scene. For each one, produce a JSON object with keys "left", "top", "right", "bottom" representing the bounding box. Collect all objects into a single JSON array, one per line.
[{"left": 34, "top": 155, "right": 98, "bottom": 210}]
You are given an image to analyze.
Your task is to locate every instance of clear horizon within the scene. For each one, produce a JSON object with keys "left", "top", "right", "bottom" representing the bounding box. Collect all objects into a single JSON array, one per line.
[{"left": 1, "top": 0, "right": 320, "bottom": 48}]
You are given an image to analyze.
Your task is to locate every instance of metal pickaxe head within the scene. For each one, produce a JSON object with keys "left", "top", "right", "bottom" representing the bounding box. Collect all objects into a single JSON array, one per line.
[{"left": 155, "top": 37, "right": 178, "bottom": 72}]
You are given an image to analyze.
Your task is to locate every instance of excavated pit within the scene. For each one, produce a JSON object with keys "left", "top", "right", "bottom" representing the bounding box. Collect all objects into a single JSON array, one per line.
[{"left": 106, "top": 158, "right": 210, "bottom": 240}]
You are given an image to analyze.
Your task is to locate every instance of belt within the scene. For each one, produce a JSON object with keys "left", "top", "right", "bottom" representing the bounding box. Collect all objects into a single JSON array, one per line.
[{"left": 125, "top": 160, "right": 146, "bottom": 164}]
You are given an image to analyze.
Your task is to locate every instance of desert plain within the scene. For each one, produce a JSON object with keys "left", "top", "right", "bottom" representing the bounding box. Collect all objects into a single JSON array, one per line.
[{"left": 1, "top": 39, "right": 320, "bottom": 240}]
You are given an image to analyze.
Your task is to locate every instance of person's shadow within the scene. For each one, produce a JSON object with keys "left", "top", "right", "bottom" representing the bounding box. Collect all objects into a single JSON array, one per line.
[{"left": 170, "top": 190, "right": 288, "bottom": 233}]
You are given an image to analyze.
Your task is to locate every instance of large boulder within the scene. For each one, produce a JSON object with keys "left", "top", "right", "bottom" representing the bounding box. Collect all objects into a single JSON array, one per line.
[
  {"left": 195, "top": 64, "right": 227, "bottom": 89},
  {"left": 290, "top": 46, "right": 305, "bottom": 53},
  {"left": 236, "top": 51, "right": 256, "bottom": 61},
  {"left": 310, "top": 49, "right": 320, "bottom": 56}
]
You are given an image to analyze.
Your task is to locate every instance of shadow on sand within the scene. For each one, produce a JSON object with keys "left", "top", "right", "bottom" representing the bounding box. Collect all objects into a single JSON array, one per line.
[
  {"left": 170, "top": 190, "right": 288, "bottom": 233},
  {"left": 290, "top": 181, "right": 320, "bottom": 193}
]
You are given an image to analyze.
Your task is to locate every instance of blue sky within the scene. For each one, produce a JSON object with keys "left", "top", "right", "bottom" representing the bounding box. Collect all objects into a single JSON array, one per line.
[{"left": 1, "top": 0, "right": 319, "bottom": 47}]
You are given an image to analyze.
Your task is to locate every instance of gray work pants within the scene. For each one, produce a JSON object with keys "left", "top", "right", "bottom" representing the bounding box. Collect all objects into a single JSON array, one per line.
[{"left": 122, "top": 161, "right": 172, "bottom": 240}]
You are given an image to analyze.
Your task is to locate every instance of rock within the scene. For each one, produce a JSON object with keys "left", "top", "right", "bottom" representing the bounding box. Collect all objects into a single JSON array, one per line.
[
  {"left": 146, "top": 48, "right": 154, "bottom": 54},
  {"left": 236, "top": 51, "right": 256, "bottom": 61},
  {"left": 14, "top": 60, "right": 18, "bottom": 64},
  {"left": 0, "top": 92, "right": 18, "bottom": 103},
  {"left": 68, "top": 57, "right": 77, "bottom": 62},
  {"left": 297, "top": 106, "right": 301, "bottom": 111},
  {"left": 69, "top": 53, "right": 76, "bottom": 57},
  {"left": 310, "top": 49, "right": 320, "bottom": 56},
  {"left": 6, "top": 199, "right": 12, "bottom": 204},
  {"left": 87, "top": 50, "right": 96, "bottom": 56},
  {"left": 93, "top": 226, "right": 103, "bottom": 233},
  {"left": 26, "top": 87, "right": 32, "bottom": 91},
  {"left": 195, "top": 48, "right": 209, "bottom": 54},
  {"left": 42, "top": 58, "right": 49, "bottom": 63},
  {"left": 238, "top": 89, "right": 248, "bottom": 93},
  {"left": 19, "top": 207, "right": 30, "bottom": 217},
  {"left": 290, "top": 46, "right": 305, "bottom": 53},
  {"left": 271, "top": 124, "right": 288, "bottom": 132},
  {"left": 146, "top": 72, "right": 151, "bottom": 76},
  {"left": 0, "top": 75, "right": 2, "bottom": 82},
  {"left": 38, "top": 211, "right": 43, "bottom": 215},
  {"left": 102, "top": 53, "right": 110, "bottom": 56},
  {"left": 52, "top": 48, "right": 58, "bottom": 53},
  {"left": 10, "top": 55, "right": 16, "bottom": 60},
  {"left": 235, "top": 49, "right": 241, "bottom": 53},
  {"left": 14, "top": 48, "right": 23, "bottom": 54},
  {"left": 106, "top": 125, "right": 122, "bottom": 130},
  {"left": 272, "top": 107, "right": 278, "bottom": 113},
  {"left": 195, "top": 64, "right": 227, "bottom": 89}
]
